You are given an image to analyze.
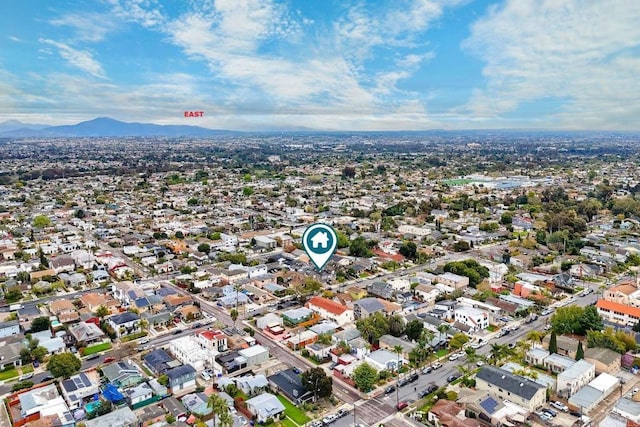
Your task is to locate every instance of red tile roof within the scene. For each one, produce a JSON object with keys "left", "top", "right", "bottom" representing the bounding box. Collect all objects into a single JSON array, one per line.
[
  {"left": 199, "top": 330, "right": 226, "bottom": 341},
  {"left": 307, "top": 296, "right": 348, "bottom": 315},
  {"left": 596, "top": 299, "right": 640, "bottom": 317}
]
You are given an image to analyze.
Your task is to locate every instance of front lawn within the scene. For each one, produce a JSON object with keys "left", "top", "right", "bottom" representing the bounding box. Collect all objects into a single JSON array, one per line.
[
  {"left": 281, "top": 417, "right": 299, "bottom": 427},
  {"left": 435, "top": 349, "right": 448, "bottom": 358},
  {"left": 0, "top": 368, "right": 18, "bottom": 381},
  {"left": 120, "top": 331, "right": 148, "bottom": 342},
  {"left": 277, "top": 395, "right": 310, "bottom": 425},
  {"left": 84, "top": 342, "right": 112, "bottom": 356},
  {"left": 21, "top": 365, "right": 34, "bottom": 374}
]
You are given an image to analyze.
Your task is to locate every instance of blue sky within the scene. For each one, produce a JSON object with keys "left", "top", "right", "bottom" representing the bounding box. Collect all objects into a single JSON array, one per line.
[{"left": 1, "top": 0, "right": 639, "bottom": 131}]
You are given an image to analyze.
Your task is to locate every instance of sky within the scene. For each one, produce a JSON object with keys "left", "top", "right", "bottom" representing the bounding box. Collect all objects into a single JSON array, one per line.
[{"left": 1, "top": 0, "right": 639, "bottom": 131}]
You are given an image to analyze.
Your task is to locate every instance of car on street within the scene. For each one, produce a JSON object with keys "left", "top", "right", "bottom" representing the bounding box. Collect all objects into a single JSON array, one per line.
[
  {"left": 448, "top": 353, "right": 461, "bottom": 361},
  {"left": 476, "top": 360, "right": 484, "bottom": 366},
  {"left": 86, "top": 354, "right": 100, "bottom": 360},
  {"left": 336, "top": 409, "right": 348, "bottom": 418},
  {"left": 384, "top": 385, "right": 396, "bottom": 394},
  {"left": 422, "top": 366, "right": 432, "bottom": 374},
  {"left": 426, "top": 384, "right": 439, "bottom": 394},
  {"left": 408, "top": 373, "right": 419, "bottom": 383},
  {"left": 322, "top": 414, "right": 337, "bottom": 424},
  {"left": 396, "top": 401, "right": 408, "bottom": 410},
  {"left": 310, "top": 421, "right": 323, "bottom": 427},
  {"left": 103, "top": 356, "right": 116, "bottom": 363},
  {"left": 398, "top": 378, "right": 409, "bottom": 387},
  {"left": 447, "top": 375, "right": 460, "bottom": 383},
  {"left": 40, "top": 375, "right": 54, "bottom": 383},
  {"left": 431, "top": 362, "right": 443, "bottom": 370},
  {"left": 19, "top": 373, "right": 33, "bottom": 381}
]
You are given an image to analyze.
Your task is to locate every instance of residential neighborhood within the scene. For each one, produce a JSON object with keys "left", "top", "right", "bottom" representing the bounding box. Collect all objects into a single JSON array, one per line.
[{"left": 1, "top": 134, "right": 640, "bottom": 427}]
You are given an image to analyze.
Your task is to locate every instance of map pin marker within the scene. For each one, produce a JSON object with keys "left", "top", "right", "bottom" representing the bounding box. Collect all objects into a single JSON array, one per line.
[{"left": 302, "top": 223, "right": 338, "bottom": 271}]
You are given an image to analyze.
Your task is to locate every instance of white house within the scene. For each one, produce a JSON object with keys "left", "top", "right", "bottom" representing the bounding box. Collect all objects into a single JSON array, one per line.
[
  {"left": 305, "top": 296, "right": 354, "bottom": 326},
  {"left": 454, "top": 306, "right": 489, "bottom": 332},
  {"left": 557, "top": 360, "right": 596, "bottom": 397},
  {"left": 365, "top": 349, "right": 406, "bottom": 372}
]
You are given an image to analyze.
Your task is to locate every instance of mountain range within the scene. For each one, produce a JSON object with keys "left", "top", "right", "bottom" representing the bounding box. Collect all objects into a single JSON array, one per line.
[{"left": 0, "top": 117, "right": 235, "bottom": 137}]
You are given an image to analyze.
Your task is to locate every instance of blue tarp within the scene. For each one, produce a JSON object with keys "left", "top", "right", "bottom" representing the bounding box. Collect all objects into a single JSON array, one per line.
[{"left": 103, "top": 384, "right": 125, "bottom": 402}]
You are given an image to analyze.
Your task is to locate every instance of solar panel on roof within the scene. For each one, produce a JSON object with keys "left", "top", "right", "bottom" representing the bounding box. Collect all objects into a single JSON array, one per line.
[
  {"left": 64, "top": 379, "right": 77, "bottom": 392},
  {"left": 480, "top": 396, "right": 499, "bottom": 414}
]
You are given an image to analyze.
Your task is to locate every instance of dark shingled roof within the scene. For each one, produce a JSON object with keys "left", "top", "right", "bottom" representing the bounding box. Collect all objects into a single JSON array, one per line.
[{"left": 476, "top": 365, "right": 545, "bottom": 400}]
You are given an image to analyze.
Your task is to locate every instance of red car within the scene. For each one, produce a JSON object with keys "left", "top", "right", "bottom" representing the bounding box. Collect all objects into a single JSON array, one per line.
[
  {"left": 396, "top": 401, "right": 408, "bottom": 410},
  {"left": 103, "top": 357, "right": 116, "bottom": 363}
]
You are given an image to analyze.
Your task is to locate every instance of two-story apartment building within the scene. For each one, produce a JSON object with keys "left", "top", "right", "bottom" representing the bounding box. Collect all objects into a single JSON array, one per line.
[
  {"left": 596, "top": 299, "right": 640, "bottom": 326},
  {"left": 453, "top": 306, "right": 489, "bottom": 332},
  {"left": 196, "top": 330, "right": 228, "bottom": 353},
  {"left": 475, "top": 366, "right": 546, "bottom": 412}
]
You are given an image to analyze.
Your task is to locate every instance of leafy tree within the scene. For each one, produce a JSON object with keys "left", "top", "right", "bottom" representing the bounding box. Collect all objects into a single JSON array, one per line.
[
  {"left": 165, "top": 414, "right": 176, "bottom": 424},
  {"left": 31, "top": 346, "right": 48, "bottom": 363},
  {"left": 448, "top": 333, "right": 469, "bottom": 350},
  {"left": 74, "top": 209, "right": 86, "bottom": 219},
  {"left": 575, "top": 341, "right": 584, "bottom": 360},
  {"left": 301, "top": 367, "right": 333, "bottom": 399},
  {"left": 5, "top": 288, "right": 22, "bottom": 303},
  {"left": 158, "top": 374, "right": 169, "bottom": 386},
  {"left": 479, "top": 222, "right": 499, "bottom": 232},
  {"left": 404, "top": 319, "right": 424, "bottom": 342},
  {"left": 47, "top": 353, "right": 81, "bottom": 378},
  {"left": 633, "top": 321, "right": 640, "bottom": 333},
  {"left": 349, "top": 236, "right": 373, "bottom": 258},
  {"left": 95, "top": 305, "right": 110, "bottom": 320},
  {"left": 452, "top": 240, "right": 470, "bottom": 252},
  {"left": 500, "top": 212, "right": 513, "bottom": 225},
  {"left": 549, "top": 332, "right": 558, "bottom": 354},
  {"left": 335, "top": 230, "right": 350, "bottom": 249},
  {"left": 388, "top": 314, "right": 404, "bottom": 337},
  {"left": 30, "top": 316, "right": 51, "bottom": 332},
  {"left": 551, "top": 305, "right": 602, "bottom": 335},
  {"left": 20, "top": 348, "right": 33, "bottom": 365},
  {"left": 197, "top": 243, "right": 211, "bottom": 254},
  {"left": 341, "top": 166, "right": 356, "bottom": 179},
  {"left": 443, "top": 259, "right": 490, "bottom": 288},
  {"left": 398, "top": 241, "right": 417, "bottom": 260},
  {"left": 356, "top": 312, "right": 390, "bottom": 344},
  {"left": 242, "top": 186, "right": 254, "bottom": 197},
  {"left": 352, "top": 362, "right": 378, "bottom": 392},
  {"left": 32, "top": 215, "right": 51, "bottom": 229}
]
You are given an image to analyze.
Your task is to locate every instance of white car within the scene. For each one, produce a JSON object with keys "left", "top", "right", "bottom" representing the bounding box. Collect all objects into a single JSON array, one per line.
[
  {"left": 201, "top": 371, "right": 211, "bottom": 381},
  {"left": 448, "top": 353, "right": 460, "bottom": 361},
  {"left": 551, "top": 401, "right": 568, "bottom": 412}
]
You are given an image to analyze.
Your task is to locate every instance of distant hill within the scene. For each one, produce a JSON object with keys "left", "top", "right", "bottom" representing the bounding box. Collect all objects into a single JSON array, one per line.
[
  {"left": 0, "top": 120, "right": 49, "bottom": 133},
  {"left": 0, "top": 117, "right": 235, "bottom": 137}
]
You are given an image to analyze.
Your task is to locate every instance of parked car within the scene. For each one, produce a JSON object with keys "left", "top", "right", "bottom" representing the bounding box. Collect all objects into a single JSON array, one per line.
[
  {"left": 384, "top": 385, "right": 396, "bottom": 395},
  {"left": 398, "top": 378, "right": 409, "bottom": 387},
  {"left": 542, "top": 408, "right": 557, "bottom": 417},
  {"left": 40, "top": 375, "right": 54, "bottom": 383},
  {"left": 336, "top": 409, "right": 348, "bottom": 418},
  {"left": 86, "top": 354, "right": 100, "bottom": 360},
  {"left": 19, "top": 373, "right": 33, "bottom": 381},
  {"left": 201, "top": 371, "right": 211, "bottom": 381},
  {"left": 396, "top": 401, "right": 408, "bottom": 410},
  {"left": 322, "top": 414, "right": 336, "bottom": 424},
  {"left": 422, "top": 366, "right": 433, "bottom": 374},
  {"left": 408, "top": 373, "right": 419, "bottom": 383},
  {"left": 431, "top": 362, "right": 443, "bottom": 370},
  {"left": 447, "top": 375, "right": 459, "bottom": 383},
  {"left": 310, "top": 421, "right": 323, "bottom": 427},
  {"left": 551, "top": 401, "right": 568, "bottom": 412},
  {"left": 448, "top": 353, "right": 460, "bottom": 361},
  {"left": 103, "top": 356, "right": 116, "bottom": 363},
  {"left": 569, "top": 410, "right": 582, "bottom": 417},
  {"left": 418, "top": 388, "right": 431, "bottom": 398},
  {"left": 426, "top": 384, "right": 439, "bottom": 394}
]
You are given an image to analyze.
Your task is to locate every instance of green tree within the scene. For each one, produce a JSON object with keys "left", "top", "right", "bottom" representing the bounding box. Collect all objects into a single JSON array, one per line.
[
  {"left": 448, "top": 333, "right": 469, "bottom": 350},
  {"left": 30, "top": 316, "right": 50, "bottom": 333},
  {"left": 404, "top": 319, "right": 424, "bottom": 342},
  {"left": 32, "top": 215, "right": 51, "bottom": 229},
  {"left": 197, "top": 243, "right": 211, "bottom": 254},
  {"left": 335, "top": 231, "right": 350, "bottom": 249},
  {"left": 207, "top": 393, "right": 230, "bottom": 427},
  {"left": 95, "top": 305, "right": 110, "bottom": 320},
  {"left": 575, "top": 341, "right": 585, "bottom": 360},
  {"left": 158, "top": 374, "right": 169, "bottom": 386},
  {"left": 356, "top": 312, "right": 390, "bottom": 344},
  {"left": 5, "top": 288, "right": 22, "bottom": 303},
  {"left": 31, "top": 346, "right": 48, "bottom": 363},
  {"left": 549, "top": 332, "right": 558, "bottom": 354},
  {"left": 301, "top": 367, "right": 333, "bottom": 399},
  {"left": 398, "top": 241, "right": 417, "bottom": 260},
  {"left": 242, "top": 186, "right": 254, "bottom": 197},
  {"left": 551, "top": 305, "right": 602, "bottom": 335},
  {"left": 388, "top": 314, "right": 404, "bottom": 337},
  {"left": 47, "top": 353, "right": 81, "bottom": 378},
  {"left": 230, "top": 309, "right": 239, "bottom": 328},
  {"left": 349, "top": 236, "right": 373, "bottom": 258},
  {"left": 352, "top": 362, "right": 378, "bottom": 392}
]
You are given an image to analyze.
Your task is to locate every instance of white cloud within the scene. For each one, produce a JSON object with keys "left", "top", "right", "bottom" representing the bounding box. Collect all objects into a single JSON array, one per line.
[
  {"left": 50, "top": 13, "right": 120, "bottom": 42},
  {"left": 39, "top": 39, "right": 106, "bottom": 79},
  {"left": 462, "top": 0, "right": 640, "bottom": 129}
]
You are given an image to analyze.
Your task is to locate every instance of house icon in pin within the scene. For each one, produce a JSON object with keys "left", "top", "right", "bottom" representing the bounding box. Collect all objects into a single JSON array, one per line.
[{"left": 310, "top": 231, "right": 330, "bottom": 249}]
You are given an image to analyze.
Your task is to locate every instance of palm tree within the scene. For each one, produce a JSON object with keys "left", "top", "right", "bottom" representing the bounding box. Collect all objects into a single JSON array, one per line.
[
  {"left": 526, "top": 330, "right": 546, "bottom": 346},
  {"left": 464, "top": 347, "right": 478, "bottom": 371},
  {"left": 393, "top": 344, "right": 403, "bottom": 408},
  {"left": 356, "top": 318, "right": 377, "bottom": 344},
  {"left": 219, "top": 411, "right": 234, "bottom": 427},
  {"left": 489, "top": 343, "right": 508, "bottom": 365},
  {"left": 95, "top": 305, "right": 109, "bottom": 321},
  {"left": 207, "top": 394, "right": 229, "bottom": 427},
  {"left": 230, "top": 309, "right": 239, "bottom": 329},
  {"left": 437, "top": 323, "right": 450, "bottom": 347}
]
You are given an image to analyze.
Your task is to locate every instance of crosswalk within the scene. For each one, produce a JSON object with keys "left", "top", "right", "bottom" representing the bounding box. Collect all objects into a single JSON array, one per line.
[{"left": 353, "top": 398, "right": 395, "bottom": 426}]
